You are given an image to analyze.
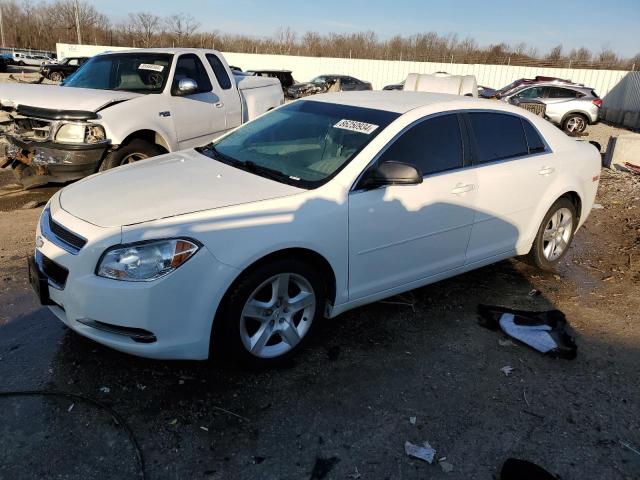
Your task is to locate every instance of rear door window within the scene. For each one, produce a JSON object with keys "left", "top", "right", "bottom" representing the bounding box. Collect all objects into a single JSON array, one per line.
[
  {"left": 467, "top": 112, "right": 529, "bottom": 163},
  {"left": 521, "top": 119, "right": 546, "bottom": 153},
  {"left": 547, "top": 87, "right": 582, "bottom": 98},
  {"left": 205, "top": 54, "right": 232, "bottom": 90},
  {"left": 378, "top": 114, "right": 463, "bottom": 176}
]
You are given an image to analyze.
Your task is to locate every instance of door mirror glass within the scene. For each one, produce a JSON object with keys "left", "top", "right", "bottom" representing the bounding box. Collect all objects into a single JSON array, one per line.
[
  {"left": 360, "top": 160, "right": 423, "bottom": 189},
  {"left": 176, "top": 78, "right": 198, "bottom": 96}
]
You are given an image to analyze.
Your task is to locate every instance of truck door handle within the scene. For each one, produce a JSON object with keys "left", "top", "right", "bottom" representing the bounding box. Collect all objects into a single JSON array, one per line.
[
  {"left": 538, "top": 166, "right": 555, "bottom": 175},
  {"left": 214, "top": 101, "right": 224, "bottom": 108},
  {"left": 451, "top": 183, "right": 475, "bottom": 194}
]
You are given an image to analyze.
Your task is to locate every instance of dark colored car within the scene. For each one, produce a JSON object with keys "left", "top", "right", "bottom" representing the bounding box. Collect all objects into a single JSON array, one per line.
[
  {"left": 288, "top": 75, "right": 372, "bottom": 99},
  {"left": 383, "top": 80, "right": 404, "bottom": 91},
  {"left": 40, "top": 57, "right": 89, "bottom": 82},
  {"left": 0, "top": 56, "right": 7, "bottom": 73},
  {"left": 247, "top": 70, "right": 295, "bottom": 92}
]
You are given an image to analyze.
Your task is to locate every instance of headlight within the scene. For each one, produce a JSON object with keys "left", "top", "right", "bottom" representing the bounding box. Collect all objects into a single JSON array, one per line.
[
  {"left": 55, "top": 123, "right": 106, "bottom": 144},
  {"left": 97, "top": 239, "right": 200, "bottom": 282}
]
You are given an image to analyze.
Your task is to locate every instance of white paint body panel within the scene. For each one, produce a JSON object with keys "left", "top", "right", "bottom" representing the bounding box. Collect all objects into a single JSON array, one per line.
[{"left": 36, "top": 92, "right": 600, "bottom": 359}]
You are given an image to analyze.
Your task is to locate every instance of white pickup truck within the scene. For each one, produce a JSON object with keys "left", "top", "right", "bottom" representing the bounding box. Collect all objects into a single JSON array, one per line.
[{"left": 0, "top": 48, "right": 284, "bottom": 187}]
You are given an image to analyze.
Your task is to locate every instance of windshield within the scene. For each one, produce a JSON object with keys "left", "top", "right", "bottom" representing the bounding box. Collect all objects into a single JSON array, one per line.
[
  {"left": 200, "top": 100, "right": 399, "bottom": 188},
  {"left": 63, "top": 53, "right": 173, "bottom": 93}
]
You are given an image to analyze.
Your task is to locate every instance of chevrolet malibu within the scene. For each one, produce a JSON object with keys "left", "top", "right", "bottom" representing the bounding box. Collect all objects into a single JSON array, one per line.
[{"left": 29, "top": 92, "right": 600, "bottom": 366}]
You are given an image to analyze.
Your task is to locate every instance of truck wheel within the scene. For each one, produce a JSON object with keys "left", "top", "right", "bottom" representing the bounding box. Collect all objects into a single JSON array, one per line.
[
  {"left": 562, "top": 114, "right": 587, "bottom": 136},
  {"left": 99, "top": 139, "right": 164, "bottom": 171},
  {"left": 49, "top": 72, "right": 64, "bottom": 82},
  {"left": 214, "top": 258, "right": 325, "bottom": 367}
]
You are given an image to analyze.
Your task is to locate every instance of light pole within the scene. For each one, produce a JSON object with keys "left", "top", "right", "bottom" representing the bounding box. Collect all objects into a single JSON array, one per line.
[{"left": 74, "top": 0, "right": 82, "bottom": 44}]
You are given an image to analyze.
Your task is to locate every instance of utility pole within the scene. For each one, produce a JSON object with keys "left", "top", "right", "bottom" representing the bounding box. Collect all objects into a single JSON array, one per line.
[
  {"left": 0, "top": 4, "right": 5, "bottom": 48},
  {"left": 74, "top": 0, "right": 82, "bottom": 44}
]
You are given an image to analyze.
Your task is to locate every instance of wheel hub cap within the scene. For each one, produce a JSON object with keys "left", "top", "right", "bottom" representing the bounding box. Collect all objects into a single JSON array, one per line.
[
  {"left": 542, "top": 207, "right": 574, "bottom": 261},
  {"left": 239, "top": 273, "right": 316, "bottom": 358}
]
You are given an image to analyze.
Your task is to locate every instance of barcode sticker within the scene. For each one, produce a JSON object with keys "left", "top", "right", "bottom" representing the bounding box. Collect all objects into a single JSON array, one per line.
[
  {"left": 334, "top": 119, "right": 379, "bottom": 134},
  {"left": 138, "top": 64, "right": 164, "bottom": 72}
]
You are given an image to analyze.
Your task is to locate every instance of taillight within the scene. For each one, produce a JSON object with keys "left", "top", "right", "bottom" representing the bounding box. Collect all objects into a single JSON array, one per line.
[{"left": 592, "top": 98, "right": 602, "bottom": 107}]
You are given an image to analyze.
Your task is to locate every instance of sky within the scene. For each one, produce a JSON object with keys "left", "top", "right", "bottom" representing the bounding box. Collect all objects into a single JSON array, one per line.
[{"left": 91, "top": 0, "right": 640, "bottom": 57}]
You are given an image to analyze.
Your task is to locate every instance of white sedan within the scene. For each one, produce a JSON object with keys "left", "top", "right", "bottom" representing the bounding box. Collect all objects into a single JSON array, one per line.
[{"left": 29, "top": 91, "right": 600, "bottom": 365}]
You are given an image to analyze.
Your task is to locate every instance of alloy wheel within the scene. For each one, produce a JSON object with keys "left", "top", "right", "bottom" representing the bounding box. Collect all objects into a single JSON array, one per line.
[
  {"left": 239, "top": 273, "right": 316, "bottom": 358},
  {"left": 120, "top": 152, "right": 149, "bottom": 165},
  {"left": 542, "top": 207, "right": 573, "bottom": 261},
  {"left": 566, "top": 116, "right": 586, "bottom": 133}
]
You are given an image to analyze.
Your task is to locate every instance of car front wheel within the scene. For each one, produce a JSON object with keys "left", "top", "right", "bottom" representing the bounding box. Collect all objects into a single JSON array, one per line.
[
  {"left": 527, "top": 197, "right": 577, "bottom": 271},
  {"left": 49, "top": 71, "right": 64, "bottom": 82},
  {"left": 216, "top": 258, "right": 325, "bottom": 366}
]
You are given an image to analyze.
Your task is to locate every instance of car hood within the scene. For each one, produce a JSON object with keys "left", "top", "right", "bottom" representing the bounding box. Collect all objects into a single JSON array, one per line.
[
  {"left": 59, "top": 149, "right": 304, "bottom": 227},
  {"left": 0, "top": 83, "right": 141, "bottom": 111}
]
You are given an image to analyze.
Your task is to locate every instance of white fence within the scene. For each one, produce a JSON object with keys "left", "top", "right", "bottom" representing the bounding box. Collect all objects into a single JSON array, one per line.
[{"left": 56, "top": 43, "right": 640, "bottom": 125}]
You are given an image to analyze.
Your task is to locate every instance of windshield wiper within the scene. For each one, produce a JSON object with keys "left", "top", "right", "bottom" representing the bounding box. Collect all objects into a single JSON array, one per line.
[{"left": 241, "top": 160, "right": 294, "bottom": 182}]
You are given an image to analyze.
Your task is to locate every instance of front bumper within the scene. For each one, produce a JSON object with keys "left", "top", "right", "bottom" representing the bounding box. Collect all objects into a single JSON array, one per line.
[
  {"left": 3, "top": 135, "right": 109, "bottom": 188},
  {"left": 31, "top": 198, "right": 240, "bottom": 360}
]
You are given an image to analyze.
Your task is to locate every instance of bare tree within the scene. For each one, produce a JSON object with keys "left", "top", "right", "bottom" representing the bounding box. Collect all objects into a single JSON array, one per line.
[
  {"left": 128, "top": 12, "right": 160, "bottom": 48},
  {"left": 164, "top": 13, "right": 199, "bottom": 47}
]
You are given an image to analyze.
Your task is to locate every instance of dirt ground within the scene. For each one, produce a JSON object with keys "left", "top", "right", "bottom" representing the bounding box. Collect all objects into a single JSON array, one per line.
[{"left": 0, "top": 123, "right": 639, "bottom": 479}]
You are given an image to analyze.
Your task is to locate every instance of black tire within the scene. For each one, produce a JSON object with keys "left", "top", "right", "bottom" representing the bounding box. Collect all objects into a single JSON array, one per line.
[
  {"left": 99, "top": 139, "right": 164, "bottom": 171},
  {"left": 527, "top": 197, "right": 577, "bottom": 271},
  {"left": 49, "top": 71, "right": 64, "bottom": 82},
  {"left": 214, "top": 258, "right": 326, "bottom": 367},
  {"left": 562, "top": 113, "right": 588, "bottom": 136}
]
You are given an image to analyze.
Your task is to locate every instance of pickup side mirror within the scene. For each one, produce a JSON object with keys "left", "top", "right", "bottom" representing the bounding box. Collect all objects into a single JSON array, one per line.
[
  {"left": 359, "top": 160, "right": 423, "bottom": 190},
  {"left": 174, "top": 78, "right": 198, "bottom": 96}
]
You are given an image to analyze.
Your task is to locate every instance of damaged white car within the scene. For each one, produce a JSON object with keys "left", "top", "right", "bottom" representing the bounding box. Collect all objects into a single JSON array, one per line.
[
  {"left": 0, "top": 48, "right": 283, "bottom": 188},
  {"left": 29, "top": 91, "right": 600, "bottom": 365}
]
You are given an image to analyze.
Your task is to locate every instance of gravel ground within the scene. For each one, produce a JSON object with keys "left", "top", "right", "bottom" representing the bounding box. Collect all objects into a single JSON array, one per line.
[{"left": 0, "top": 86, "right": 639, "bottom": 479}]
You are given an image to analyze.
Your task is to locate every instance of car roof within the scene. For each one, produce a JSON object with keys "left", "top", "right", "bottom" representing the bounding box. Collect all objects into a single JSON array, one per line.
[
  {"left": 514, "top": 82, "right": 594, "bottom": 93},
  {"left": 304, "top": 91, "right": 498, "bottom": 113},
  {"left": 96, "top": 47, "right": 223, "bottom": 56}
]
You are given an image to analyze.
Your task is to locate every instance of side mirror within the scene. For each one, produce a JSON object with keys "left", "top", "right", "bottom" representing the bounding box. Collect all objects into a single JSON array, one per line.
[
  {"left": 360, "top": 160, "right": 423, "bottom": 190},
  {"left": 175, "top": 78, "right": 198, "bottom": 96}
]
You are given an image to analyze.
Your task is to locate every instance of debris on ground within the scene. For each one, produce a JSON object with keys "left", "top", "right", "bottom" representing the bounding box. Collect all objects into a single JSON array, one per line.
[
  {"left": 404, "top": 440, "right": 436, "bottom": 463},
  {"left": 67, "top": 403, "right": 74, "bottom": 413},
  {"left": 409, "top": 416, "right": 416, "bottom": 425},
  {"left": 99, "top": 386, "right": 110, "bottom": 394},
  {"left": 168, "top": 418, "right": 178, "bottom": 426},
  {"left": 500, "top": 365, "right": 514, "bottom": 377},
  {"left": 200, "top": 426, "right": 209, "bottom": 432},
  {"left": 439, "top": 460, "right": 454, "bottom": 473},
  {"left": 500, "top": 458, "right": 556, "bottom": 480},
  {"left": 527, "top": 289, "right": 541, "bottom": 297},
  {"left": 478, "top": 305, "right": 577, "bottom": 359},
  {"left": 498, "top": 338, "right": 516, "bottom": 347},
  {"left": 592, "top": 203, "right": 604, "bottom": 209},
  {"left": 20, "top": 199, "right": 45, "bottom": 209},
  {"left": 620, "top": 440, "right": 640, "bottom": 457}
]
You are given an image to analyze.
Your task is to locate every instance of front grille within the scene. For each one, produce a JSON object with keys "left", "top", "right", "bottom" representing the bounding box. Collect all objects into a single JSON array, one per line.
[
  {"left": 49, "top": 214, "right": 87, "bottom": 251},
  {"left": 38, "top": 251, "right": 69, "bottom": 288}
]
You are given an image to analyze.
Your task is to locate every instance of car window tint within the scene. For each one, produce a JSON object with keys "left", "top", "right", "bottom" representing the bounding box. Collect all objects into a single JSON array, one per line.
[
  {"left": 174, "top": 54, "right": 212, "bottom": 93},
  {"left": 547, "top": 87, "right": 579, "bottom": 98},
  {"left": 516, "top": 86, "right": 546, "bottom": 99},
  {"left": 378, "top": 114, "right": 463, "bottom": 176},
  {"left": 205, "top": 54, "right": 232, "bottom": 90},
  {"left": 468, "top": 112, "right": 528, "bottom": 162},
  {"left": 521, "top": 119, "right": 546, "bottom": 153}
]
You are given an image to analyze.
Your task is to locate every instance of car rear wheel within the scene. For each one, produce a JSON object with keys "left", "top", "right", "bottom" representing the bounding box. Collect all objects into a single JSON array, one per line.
[
  {"left": 527, "top": 197, "right": 577, "bottom": 271},
  {"left": 49, "top": 71, "right": 64, "bottom": 82},
  {"left": 215, "top": 258, "right": 325, "bottom": 367},
  {"left": 562, "top": 114, "right": 587, "bottom": 136},
  {"left": 99, "top": 139, "right": 164, "bottom": 171}
]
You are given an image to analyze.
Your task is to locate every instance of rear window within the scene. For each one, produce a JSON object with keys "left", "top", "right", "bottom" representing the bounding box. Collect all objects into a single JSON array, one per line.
[{"left": 468, "top": 112, "right": 528, "bottom": 163}]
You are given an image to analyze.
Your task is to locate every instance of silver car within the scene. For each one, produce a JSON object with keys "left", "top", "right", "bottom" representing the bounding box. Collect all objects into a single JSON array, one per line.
[{"left": 502, "top": 83, "right": 601, "bottom": 135}]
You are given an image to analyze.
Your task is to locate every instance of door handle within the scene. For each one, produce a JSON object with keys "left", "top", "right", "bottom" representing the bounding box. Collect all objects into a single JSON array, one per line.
[
  {"left": 538, "top": 166, "right": 555, "bottom": 175},
  {"left": 214, "top": 101, "right": 224, "bottom": 108},
  {"left": 451, "top": 183, "right": 475, "bottom": 194}
]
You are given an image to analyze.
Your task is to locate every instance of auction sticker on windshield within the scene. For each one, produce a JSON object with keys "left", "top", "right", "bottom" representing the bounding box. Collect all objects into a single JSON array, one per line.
[
  {"left": 334, "top": 119, "right": 379, "bottom": 134},
  {"left": 139, "top": 64, "right": 164, "bottom": 72}
]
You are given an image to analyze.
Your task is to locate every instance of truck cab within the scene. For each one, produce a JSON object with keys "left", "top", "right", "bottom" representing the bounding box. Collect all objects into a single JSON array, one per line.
[{"left": 0, "top": 48, "right": 283, "bottom": 188}]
